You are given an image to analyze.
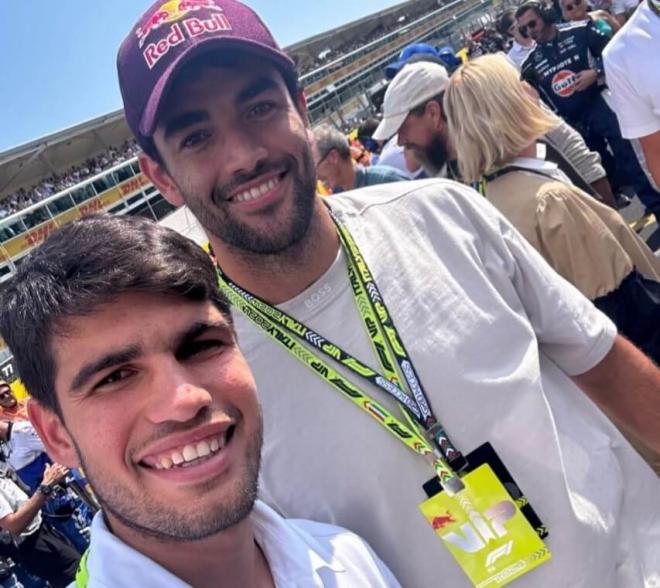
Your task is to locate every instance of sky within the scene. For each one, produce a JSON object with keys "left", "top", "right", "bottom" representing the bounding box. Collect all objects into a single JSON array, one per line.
[{"left": 0, "top": 0, "right": 405, "bottom": 152}]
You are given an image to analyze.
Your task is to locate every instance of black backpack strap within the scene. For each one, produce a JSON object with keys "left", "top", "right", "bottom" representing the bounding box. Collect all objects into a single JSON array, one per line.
[{"left": 540, "top": 139, "right": 597, "bottom": 196}]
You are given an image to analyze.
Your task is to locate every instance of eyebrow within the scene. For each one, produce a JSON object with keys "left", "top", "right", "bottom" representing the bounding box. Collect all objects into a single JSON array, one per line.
[
  {"left": 174, "top": 320, "right": 233, "bottom": 358},
  {"left": 236, "top": 76, "right": 280, "bottom": 105},
  {"left": 68, "top": 319, "right": 233, "bottom": 394},
  {"left": 163, "top": 111, "right": 210, "bottom": 140},
  {"left": 70, "top": 345, "right": 142, "bottom": 393}
]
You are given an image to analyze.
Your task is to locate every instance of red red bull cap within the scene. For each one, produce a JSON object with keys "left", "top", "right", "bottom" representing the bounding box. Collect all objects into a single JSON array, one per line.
[{"left": 117, "top": 0, "right": 296, "bottom": 155}]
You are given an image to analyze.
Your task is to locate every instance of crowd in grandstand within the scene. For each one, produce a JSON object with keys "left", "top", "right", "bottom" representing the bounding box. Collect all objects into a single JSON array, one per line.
[
  {"left": 294, "top": 0, "right": 452, "bottom": 76},
  {"left": 0, "top": 139, "right": 140, "bottom": 220}
]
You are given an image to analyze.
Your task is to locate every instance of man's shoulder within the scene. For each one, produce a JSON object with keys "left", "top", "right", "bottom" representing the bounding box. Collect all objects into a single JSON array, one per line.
[
  {"left": 364, "top": 164, "right": 410, "bottom": 182},
  {"left": 603, "top": 10, "right": 647, "bottom": 64},
  {"left": 329, "top": 178, "right": 476, "bottom": 211}
]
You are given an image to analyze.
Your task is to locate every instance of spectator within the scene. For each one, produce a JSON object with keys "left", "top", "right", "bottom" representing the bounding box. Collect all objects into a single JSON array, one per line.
[
  {"left": 559, "top": 0, "right": 620, "bottom": 36},
  {"left": 445, "top": 55, "right": 660, "bottom": 377},
  {"left": 0, "top": 462, "right": 78, "bottom": 587},
  {"left": 313, "top": 125, "right": 409, "bottom": 192},
  {"left": 385, "top": 43, "right": 443, "bottom": 79},
  {"left": 604, "top": 0, "right": 660, "bottom": 190},
  {"left": 517, "top": 1, "right": 660, "bottom": 219},
  {"left": 497, "top": 9, "right": 536, "bottom": 69},
  {"left": 0, "top": 422, "right": 48, "bottom": 495},
  {"left": 0, "top": 387, "right": 26, "bottom": 425}
]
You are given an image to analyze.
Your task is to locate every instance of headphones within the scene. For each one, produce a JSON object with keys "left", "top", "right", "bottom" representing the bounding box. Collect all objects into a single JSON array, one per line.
[{"left": 517, "top": 0, "right": 557, "bottom": 24}]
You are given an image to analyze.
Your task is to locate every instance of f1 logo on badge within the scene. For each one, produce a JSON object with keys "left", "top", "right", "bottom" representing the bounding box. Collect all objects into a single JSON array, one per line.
[
  {"left": 439, "top": 497, "right": 516, "bottom": 554},
  {"left": 485, "top": 540, "right": 513, "bottom": 569}
]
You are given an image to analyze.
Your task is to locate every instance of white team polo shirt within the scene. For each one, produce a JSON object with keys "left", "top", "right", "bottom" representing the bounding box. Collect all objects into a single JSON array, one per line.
[{"left": 75, "top": 500, "right": 400, "bottom": 587}]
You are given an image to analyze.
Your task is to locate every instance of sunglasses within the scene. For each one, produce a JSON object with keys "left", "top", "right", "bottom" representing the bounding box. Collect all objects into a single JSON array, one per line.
[
  {"left": 518, "top": 19, "right": 539, "bottom": 35},
  {"left": 564, "top": 0, "right": 582, "bottom": 10}
]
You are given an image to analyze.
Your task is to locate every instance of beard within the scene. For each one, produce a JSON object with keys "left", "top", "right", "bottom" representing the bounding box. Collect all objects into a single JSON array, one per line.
[
  {"left": 73, "top": 408, "right": 263, "bottom": 543},
  {"left": 181, "top": 146, "right": 318, "bottom": 255},
  {"left": 416, "top": 133, "right": 451, "bottom": 177}
]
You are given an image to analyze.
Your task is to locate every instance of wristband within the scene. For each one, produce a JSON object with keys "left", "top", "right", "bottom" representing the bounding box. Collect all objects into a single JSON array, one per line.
[{"left": 37, "top": 484, "right": 53, "bottom": 497}]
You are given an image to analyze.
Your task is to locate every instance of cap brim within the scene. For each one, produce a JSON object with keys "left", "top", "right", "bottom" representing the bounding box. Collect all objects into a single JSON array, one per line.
[
  {"left": 139, "top": 37, "right": 295, "bottom": 137},
  {"left": 385, "top": 59, "right": 406, "bottom": 80},
  {"left": 372, "top": 111, "right": 409, "bottom": 142}
]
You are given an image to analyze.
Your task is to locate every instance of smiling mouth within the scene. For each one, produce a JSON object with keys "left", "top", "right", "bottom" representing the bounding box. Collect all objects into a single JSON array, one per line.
[
  {"left": 140, "top": 425, "right": 236, "bottom": 471},
  {"left": 228, "top": 171, "right": 287, "bottom": 204}
]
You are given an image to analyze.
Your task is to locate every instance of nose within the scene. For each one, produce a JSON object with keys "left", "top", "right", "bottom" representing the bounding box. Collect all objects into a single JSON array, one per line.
[
  {"left": 144, "top": 359, "right": 213, "bottom": 424},
  {"left": 222, "top": 123, "right": 269, "bottom": 180}
]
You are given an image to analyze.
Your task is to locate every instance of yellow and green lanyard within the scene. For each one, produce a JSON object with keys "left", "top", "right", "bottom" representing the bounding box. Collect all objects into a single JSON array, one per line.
[{"left": 217, "top": 212, "right": 467, "bottom": 495}]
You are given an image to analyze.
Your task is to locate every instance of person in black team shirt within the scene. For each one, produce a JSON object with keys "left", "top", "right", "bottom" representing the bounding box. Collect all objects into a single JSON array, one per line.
[{"left": 517, "top": 1, "right": 660, "bottom": 218}]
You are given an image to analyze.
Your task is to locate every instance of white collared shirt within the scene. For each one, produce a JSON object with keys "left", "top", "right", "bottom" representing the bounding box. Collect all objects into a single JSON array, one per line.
[
  {"left": 507, "top": 40, "right": 536, "bottom": 69},
  {"left": 510, "top": 143, "right": 573, "bottom": 184},
  {"left": 76, "top": 500, "right": 400, "bottom": 587}
]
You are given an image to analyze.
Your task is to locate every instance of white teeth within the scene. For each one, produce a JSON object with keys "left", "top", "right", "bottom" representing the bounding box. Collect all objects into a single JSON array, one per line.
[
  {"left": 149, "top": 432, "right": 228, "bottom": 470},
  {"left": 182, "top": 444, "right": 198, "bottom": 462},
  {"left": 196, "top": 440, "right": 211, "bottom": 457},
  {"left": 234, "top": 177, "right": 280, "bottom": 203}
]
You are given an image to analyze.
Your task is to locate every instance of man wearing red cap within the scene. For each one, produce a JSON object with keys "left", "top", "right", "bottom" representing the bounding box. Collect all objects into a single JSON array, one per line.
[{"left": 117, "top": 1, "right": 660, "bottom": 587}]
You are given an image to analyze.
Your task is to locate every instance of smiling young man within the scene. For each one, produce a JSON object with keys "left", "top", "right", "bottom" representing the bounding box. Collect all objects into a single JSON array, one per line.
[
  {"left": 0, "top": 215, "right": 400, "bottom": 588},
  {"left": 116, "top": 1, "right": 660, "bottom": 586}
]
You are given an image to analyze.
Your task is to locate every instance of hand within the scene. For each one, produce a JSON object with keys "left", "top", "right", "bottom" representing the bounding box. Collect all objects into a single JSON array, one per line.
[
  {"left": 573, "top": 69, "right": 598, "bottom": 92},
  {"left": 41, "top": 463, "right": 69, "bottom": 487}
]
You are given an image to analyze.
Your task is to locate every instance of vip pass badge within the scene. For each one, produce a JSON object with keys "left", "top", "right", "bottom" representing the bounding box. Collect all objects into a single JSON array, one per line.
[{"left": 215, "top": 212, "right": 551, "bottom": 586}]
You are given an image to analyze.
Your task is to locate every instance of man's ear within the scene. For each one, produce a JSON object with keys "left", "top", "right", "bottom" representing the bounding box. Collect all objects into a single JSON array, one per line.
[
  {"left": 328, "top": 149, "right": 341, "bottom": 166},
  {"left": 426, "top": 100, "right": 444, "bottom": 128},
  {"left": 28, "top": 401, "right": 80, "bottom": 469},
  {"left": 139, "top": 152, "right": 185, "bottom": 208}
]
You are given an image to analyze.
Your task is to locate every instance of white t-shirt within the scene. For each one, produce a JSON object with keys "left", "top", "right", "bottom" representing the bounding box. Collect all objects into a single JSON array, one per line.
[
  {"left": 7, "top": 421, "right": 46, "bottom": 471},
  {"left": 78, "top": 500, "right": 400, "bottom": 587},
  {"left": 604, "top": 1, "right": 660, "bottom": 139},
  {"left": 233, "top": 180, "right": 660, "bottom": 588},
  {"left": 377, "top": 136, "right": 427, "bottom": 179},
  {"left": 0, "top": 477, "right": 41, "bottom": 539},
  {"left": 612, "top": 0, "right": 640, "bottom": 13},
  {"left": 507, "top": 39, "right": 536, "bottom": 69}
]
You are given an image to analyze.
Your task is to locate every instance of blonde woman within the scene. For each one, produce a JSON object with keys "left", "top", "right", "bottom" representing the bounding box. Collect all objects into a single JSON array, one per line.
[
  {"left": 447, "top": 51, "right": 660, "bottom": 354},
  {"left": 445, "top": 53, "right": 660, "bottom": 471}
]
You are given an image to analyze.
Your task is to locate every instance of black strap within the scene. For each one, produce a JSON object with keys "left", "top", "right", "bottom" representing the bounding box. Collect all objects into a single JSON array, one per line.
[
  {"left": 483, "top": 165, "right": 561, "bottom": 184},
  {"left": 541, "top": 139, "right": 597, "bottom": 196}
]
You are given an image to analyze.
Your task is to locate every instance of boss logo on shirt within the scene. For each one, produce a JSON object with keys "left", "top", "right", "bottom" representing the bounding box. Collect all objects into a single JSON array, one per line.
[{"left": 303, "top": 283, "right": 333, "bottom": 311}]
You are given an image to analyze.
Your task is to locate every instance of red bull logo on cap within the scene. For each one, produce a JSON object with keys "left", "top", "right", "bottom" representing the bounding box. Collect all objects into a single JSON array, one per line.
[
  {"left": 136, "top": 0, "right": 232, "bottom": 69},
  {"left": 136, "top": 0, "right": 223, "bottom": 48},
  {"left": 551, "top": 70, "right": 577, "bottom": 98}
]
